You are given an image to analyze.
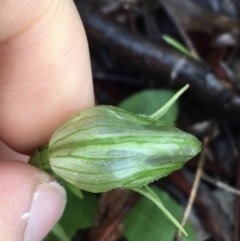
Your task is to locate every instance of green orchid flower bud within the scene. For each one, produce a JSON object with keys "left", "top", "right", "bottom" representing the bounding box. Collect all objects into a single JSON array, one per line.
[
  {"left": 48, "top": 104, "right": 200, "bottom": 193},
  {"left": 29, "top": 85, "right": 201, "bottom": 235}
]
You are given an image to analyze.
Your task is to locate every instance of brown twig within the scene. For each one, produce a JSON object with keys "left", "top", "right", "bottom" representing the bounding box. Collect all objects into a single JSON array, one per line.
[
  {"left": 174, "top": 137, "right": 209, "bottom": 241},
  {"left": 202, "top": 172, "right": 240, "bottom": 196}
]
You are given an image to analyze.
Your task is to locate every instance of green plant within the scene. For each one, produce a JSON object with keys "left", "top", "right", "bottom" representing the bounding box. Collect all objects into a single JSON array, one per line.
[{"left": 30, "top": 84, "right": 201, "bottom": 237}]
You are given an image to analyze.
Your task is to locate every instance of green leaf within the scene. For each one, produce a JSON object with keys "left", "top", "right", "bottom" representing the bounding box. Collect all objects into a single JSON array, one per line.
[
  {"left": 162, "top": 35, "right": 192, "bottom": 57},
  {"left": 44, "top": 233, "right": 57, "bottom": 241},
  {"left": 150, "top": 85, "right": 188, "bottom": 120},
  {"left": 44, "top": 189, "right": 98, "bottom": 241},
  {"left": 51, "top": 223, "right": 71, "bottom": 241},
  {"left": 131, "top": 186, "right": 187, "bottom": 236},
  {"left": 123, "top": 186, "right": 196, "bottom": 241},
  {"left": 119, "top": 89, "right": 178, "bottom": 124},
  {"left": 162, "top": 35, "right": 200, "bottom": 61}
]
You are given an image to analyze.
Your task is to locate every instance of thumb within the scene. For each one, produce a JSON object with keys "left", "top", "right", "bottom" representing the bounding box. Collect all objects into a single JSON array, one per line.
[
  {"left": 0, "top": 160, "right": 66, "bottom": 241},
  {"left": 0, "top": 0, "right": 94, "bottom": 154}
]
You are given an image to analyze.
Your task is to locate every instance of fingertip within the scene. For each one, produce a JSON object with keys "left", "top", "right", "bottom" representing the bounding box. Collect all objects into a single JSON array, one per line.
[
  {"left": 0, "top": 160, "right": 66, "bottom": 241},
  {"left": 24, "top": 182, "right": 66, "bottom": 241}
]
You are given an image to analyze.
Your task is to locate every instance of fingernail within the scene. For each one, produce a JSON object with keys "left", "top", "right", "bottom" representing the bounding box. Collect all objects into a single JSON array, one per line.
[{"left": 23, "top": 181, "right": 66, "bottom": 241}]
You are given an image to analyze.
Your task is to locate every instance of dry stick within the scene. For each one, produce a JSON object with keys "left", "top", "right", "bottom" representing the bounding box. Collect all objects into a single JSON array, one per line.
[
  {"left": 174, "top": 137, "right": 209, "bottom": 241},
  {"left": 201, "top": 172, "right": 240, "bottom": 196}
]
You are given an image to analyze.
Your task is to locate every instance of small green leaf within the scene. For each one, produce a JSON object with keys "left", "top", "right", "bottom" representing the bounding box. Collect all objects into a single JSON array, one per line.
[
  {"left": 124, "top": 186, "right": 196, "bottom": 241},
  {"left": 43, "top": 233, "right": 57, "bottom": 241},
  {"left": 51, "top": 223, "right": 71, "bottom": 241},
  {"left": 163, "top": 35, "right": 192, "bottom": 57},
  {"left": 162, "top": 35, "right": 200, "bottom": 60},
  {"left": 150, "top": 85, "right": 188, "bottom": 120},
  {"left": 29, "top": 149, "right": 42, "bottom": 169},
  {"left": 131, "top": 185, "right": 187, "bottom": 236},
  {"left": 119, "top": 89, "right": 178, "bottom": 124}
]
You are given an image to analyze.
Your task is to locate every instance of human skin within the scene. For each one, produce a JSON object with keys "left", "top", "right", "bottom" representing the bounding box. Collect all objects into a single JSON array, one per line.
[{"left": 0, "top": 0, "right": 94, "bottom": 240}]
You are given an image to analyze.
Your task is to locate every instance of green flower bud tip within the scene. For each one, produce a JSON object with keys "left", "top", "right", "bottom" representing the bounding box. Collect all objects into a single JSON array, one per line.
[{"left": 41, "top": 84, "right": 201, "bottom": 193}]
